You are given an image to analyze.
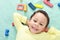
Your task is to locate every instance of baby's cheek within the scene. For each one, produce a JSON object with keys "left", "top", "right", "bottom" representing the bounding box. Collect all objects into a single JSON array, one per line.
[
  {"left": 39, "top": 27, "right": 45, "bottom": 31},
  {"left": 30, "top": 22, "right": 34, "bottom": 25}
]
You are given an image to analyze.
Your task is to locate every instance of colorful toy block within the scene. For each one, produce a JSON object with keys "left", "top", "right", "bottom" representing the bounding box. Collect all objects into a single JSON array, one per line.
[
  {"left": 58, "top": 3, "right": 60, "bottom": 7},
  {"left": 43, "top": 0, "right": 53, "bottom": 7},
  {"left": 28, "top": 2, "right": 36, "bottom": 10},
  {"left": 34, "top": 4, "right": 44, "bottom": 8},
  {"left": 12, "top": 22, "right": 15, "bottom": 26},
  {"left": 5, "top": 32, "right": 9, "bottom": 36},
  {"left": 5, "top": 29, "right": 9, "bottom": 36},
  {"left": 17, "top": 4, "right": 24, "bottom": 10},
  {"left": 24, "top": 4, "right": 27, "bottom": 12}
]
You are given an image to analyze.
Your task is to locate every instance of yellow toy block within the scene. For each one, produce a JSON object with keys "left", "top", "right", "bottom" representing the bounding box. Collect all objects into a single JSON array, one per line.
[
  {"left": 24, "top": 4, "right": 27, "bottom": 12},
  {"left": 34, "top": 4, "right": 44, "bottom": 8}
]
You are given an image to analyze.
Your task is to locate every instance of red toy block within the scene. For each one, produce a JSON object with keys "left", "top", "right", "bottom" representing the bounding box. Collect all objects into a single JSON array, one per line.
[
  {"left": 43, "top": 0, "right": 53, "bottom": 7},
  {"left": 12, "top": 22, "right": 14, "bottom": 26},
  {"left": 17, "top": 4, "right": 24, "bottom": 10}
]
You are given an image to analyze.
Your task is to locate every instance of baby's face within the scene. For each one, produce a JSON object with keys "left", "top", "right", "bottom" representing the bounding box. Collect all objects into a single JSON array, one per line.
[{"left": 28, "top": 12, "right": 47, "bottom": 34}]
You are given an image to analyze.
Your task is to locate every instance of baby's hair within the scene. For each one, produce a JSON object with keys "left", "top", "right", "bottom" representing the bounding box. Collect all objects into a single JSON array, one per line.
[{"left": 30, "top": 10, "right": 50, "bottom": 27}]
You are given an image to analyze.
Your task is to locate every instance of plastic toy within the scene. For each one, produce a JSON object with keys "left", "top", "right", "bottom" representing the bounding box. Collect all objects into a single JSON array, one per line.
[
  {"left": 34, "top": 4, "right": 44, "bottom": 8},
  {"left": 5, "top": 29, "right": 9, "bottom": 36},
  {"left": 12, "top": 22, "right": 14, "bottom": 26},
  {"left": 17, "top": 4, "right": 24, "bottom": 10},
  {"left": 24, "top": 4, "right": 27, "bottom": 12},
  {"left": 43, "top": 0, "right": 53, "bottom": 7},
  {"left": 28, "top": 2, "right": 36, "bottom": 10},
  {"left": 58, "top": 3, "right": 60, "bottom": 7}
]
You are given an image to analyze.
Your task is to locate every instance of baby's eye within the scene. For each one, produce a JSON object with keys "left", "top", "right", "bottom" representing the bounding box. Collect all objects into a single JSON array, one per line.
[
  {"left": 39, "top": 23, "right": 43, "bottom": 26},
  {"left": 34, "top": 20, "right": 37, "bottom": 22}
]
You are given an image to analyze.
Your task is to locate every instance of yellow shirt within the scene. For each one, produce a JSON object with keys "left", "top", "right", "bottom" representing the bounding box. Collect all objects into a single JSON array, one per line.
[{"left": 13, "top": 13, "right": 60, "bottom": 40}]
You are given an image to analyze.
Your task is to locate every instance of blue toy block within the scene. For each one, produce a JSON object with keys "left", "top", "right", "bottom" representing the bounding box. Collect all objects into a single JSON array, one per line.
[
  {"left": 5, "top": 32, "right": 9, "bottom": 36},
  {"left": 5, "top": 29, "right": 9, "bottom": 33},
  {"left": 28, "top": 2, "right": 36, "bottom": 10},
  {"left": 58, "top": 3, "right": 60, "bottom": 7},
  {"left": 5, "top": 29, "right": 9, "bottom": 36}
]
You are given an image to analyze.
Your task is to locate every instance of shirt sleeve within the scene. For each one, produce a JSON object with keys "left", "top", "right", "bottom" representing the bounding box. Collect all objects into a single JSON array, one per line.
[
  {"left": 13, "top": 13, "right": 27, "bottom": 31},
  {"left": 48, "top": 26, "right": 60, "bottom": 34}
]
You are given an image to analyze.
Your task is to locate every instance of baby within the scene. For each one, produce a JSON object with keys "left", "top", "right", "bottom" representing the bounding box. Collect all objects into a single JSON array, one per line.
[
  {"left": 13, "top": 10, "right": 60, "bottom": 40},
  {"left": 26, "top": 10, "right": 49, "bottom": 34}
]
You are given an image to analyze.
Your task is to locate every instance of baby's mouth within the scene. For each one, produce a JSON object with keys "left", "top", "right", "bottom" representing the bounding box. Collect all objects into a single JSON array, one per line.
[{"left": 32, "top": 26, "right": 38, "bottom": 31}]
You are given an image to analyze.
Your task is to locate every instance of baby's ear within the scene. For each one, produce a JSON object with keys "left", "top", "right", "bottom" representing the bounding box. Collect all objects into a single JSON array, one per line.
[{"left": 44, "top": 27, "right": 49, "bottom": 32}]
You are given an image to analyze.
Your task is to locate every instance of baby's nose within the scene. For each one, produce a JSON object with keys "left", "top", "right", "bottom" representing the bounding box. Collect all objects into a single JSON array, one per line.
[{"left": 35, "top": 23, "right": 39, "bottom": 26}]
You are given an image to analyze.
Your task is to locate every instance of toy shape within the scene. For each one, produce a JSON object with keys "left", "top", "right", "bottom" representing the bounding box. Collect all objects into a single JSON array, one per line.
[
  {"left": 28, "top": 2, "right": 36, "bottom": 10},
  {"left": 43, "top": 0, "right": 53, "bottom": 7}
]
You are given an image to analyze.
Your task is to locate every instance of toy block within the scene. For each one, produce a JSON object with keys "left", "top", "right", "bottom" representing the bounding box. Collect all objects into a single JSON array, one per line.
[
  {"left": 5, "top": 29, "right": 9, "bottom": 36},
  {"left": 28, "top": 2, "right": 36, "bottom": 10},
  {"left": 58, "top": 3, "right": 60, "bottom": 7},
  {"left": 17, "top": 4, "right": 24, "bottom": 10},
  {"left": 34, "top": 4, "right": 44, "bottom": 8},
  {"left": 5, "top": 32, "right": 9, "bottom": 36},
  {"left": 43, "top": 0, "right": 53, "bottom": 7},
  {"left": 24, "top": 4, "right": 27, "bottom": 12},
  {"left": 12, "top": 22, "right": 15, "bottom": 26}
]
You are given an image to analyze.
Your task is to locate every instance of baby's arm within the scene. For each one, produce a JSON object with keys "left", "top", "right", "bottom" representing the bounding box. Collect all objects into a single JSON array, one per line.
[{"left": 13, "top": 13, "right": 27, "bottom": 31}]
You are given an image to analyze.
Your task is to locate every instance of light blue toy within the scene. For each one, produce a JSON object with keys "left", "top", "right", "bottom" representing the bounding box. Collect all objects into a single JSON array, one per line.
[
  {"left": 5, "top": 29, "right": 9, "bottom": 36},
  {"left": 58, "top": 3, "right": 60, "bottom": 7}
]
